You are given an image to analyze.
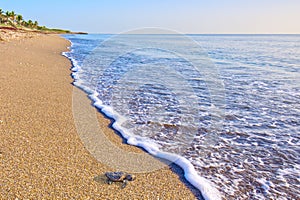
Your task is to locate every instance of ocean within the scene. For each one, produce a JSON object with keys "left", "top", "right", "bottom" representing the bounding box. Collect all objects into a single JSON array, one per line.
[{"left": 62, "top": 33, "right": 300, "bottom": 200}]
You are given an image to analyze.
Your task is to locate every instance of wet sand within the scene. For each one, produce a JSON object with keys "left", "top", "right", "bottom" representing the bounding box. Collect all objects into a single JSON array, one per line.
[{"left": 0, "top": 34, "right": 202, "bottom": 199}]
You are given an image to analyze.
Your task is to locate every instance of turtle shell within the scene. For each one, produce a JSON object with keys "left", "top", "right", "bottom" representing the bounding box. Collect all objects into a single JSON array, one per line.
[{"left": 105, "top": 172, "right": 127, "bottom": 182}]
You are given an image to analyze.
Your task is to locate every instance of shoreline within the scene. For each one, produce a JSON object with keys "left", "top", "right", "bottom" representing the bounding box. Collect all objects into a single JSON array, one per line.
[
  {"left": 0, "top": 33, "right": 203, "bottom": 199},
  {"left": 64, "top": 33, "right": 216, "bottom": 199}
]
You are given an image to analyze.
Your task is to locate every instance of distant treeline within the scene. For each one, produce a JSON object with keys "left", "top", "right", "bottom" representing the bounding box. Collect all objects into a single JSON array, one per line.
[{"left": 0, "top": 8, "right": 71, "bottom": 33}]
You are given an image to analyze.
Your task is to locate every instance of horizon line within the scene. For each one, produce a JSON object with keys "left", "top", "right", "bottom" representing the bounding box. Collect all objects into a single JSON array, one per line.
[{"left": 80, "top": 32, "right": 300, "bottom": 35}]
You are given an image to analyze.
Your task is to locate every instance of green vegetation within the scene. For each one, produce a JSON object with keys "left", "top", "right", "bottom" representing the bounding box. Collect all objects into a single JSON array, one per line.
[
  {"left": 0, "top": 8, "right": 71, "bottom": 33},
  {"left": 37, "top": 26, "right": 71, "bottom": 33}
]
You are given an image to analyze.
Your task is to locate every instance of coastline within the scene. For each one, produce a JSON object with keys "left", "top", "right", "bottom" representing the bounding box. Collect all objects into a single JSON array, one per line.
[{"left": 0, "top": 34, "right": 203, "bottom": 199}]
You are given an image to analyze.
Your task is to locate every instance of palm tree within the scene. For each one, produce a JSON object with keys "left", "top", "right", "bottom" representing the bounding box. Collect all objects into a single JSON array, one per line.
[
  {"left": 0, "top": 9, "right": 9, "bottom": 24},
  {"left": 33, "top": 20, "right": 38, "bottom": 28},
  {"left": 3, "top": 11, "right": 12, "bottom": 25},
  {"left": 27, "top": 20, "right": 33, "bottom": 28},
  {"left": 8, "top": 11, "right": 16, "bottom": 24},
  {"left": 16, "top": 14, "right": 23, "bottom": 25},
  {"left": 5, "top": 11, "right": 10, "bottom": 20},
  {"left": 0, "top": 9, "right": 3, "bottom": 23},
  {"left": 5, "top": 11, "right": 11, "bottom": 23},
  {"left": 10, "top": 11, "right": 16, "bottom": 21},
  {"left": 4, "top": 11, "right": 16, "bottom": 22},
  {"left": 21, "top": 20, "right": 28, "bottom": 27}
]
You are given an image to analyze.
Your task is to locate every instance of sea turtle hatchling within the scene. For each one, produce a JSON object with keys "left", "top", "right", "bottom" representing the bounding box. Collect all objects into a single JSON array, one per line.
[{"left": 105, "top": 172, "right": 135, "bottom": 189}]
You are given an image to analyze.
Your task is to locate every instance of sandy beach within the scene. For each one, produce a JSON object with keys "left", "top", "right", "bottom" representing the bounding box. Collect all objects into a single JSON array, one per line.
[
  {"left": 0, "top": 27, "right": 40, "bottom": 42},
  {"left": 0, "top": 33, "right": 202, "bottom": 199}
]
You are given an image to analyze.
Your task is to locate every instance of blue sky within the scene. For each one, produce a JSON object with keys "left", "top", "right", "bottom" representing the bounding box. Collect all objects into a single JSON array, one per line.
[{"left": 1, "top": 0, "right": 300, "bottom": 33}]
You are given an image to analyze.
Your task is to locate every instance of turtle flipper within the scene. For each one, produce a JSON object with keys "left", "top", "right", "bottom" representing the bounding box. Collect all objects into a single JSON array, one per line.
[
  {"left": 121, "top": 180, "right": 128, "bottom": 189},
  {"left": 107, "top": 179, "right": 112, "bottom": 185}
]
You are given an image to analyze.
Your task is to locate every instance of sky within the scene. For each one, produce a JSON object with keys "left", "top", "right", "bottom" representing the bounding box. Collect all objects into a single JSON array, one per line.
[{"left": 1, "top": 0, "right": 300, "bottom": 34}]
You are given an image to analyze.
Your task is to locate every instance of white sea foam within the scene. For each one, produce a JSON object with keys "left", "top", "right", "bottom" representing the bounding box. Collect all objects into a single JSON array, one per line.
[{"left": 90, "top": 87, "right": 221, "bottom": 200}]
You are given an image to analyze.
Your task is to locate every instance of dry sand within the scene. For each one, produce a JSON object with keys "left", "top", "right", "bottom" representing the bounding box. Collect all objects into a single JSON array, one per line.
[
  {"left": 0, "top": 27, "right": 39, "bottom": 42},
  {"left": 0, "top": 34, "right": 203, "bottom": 199}
]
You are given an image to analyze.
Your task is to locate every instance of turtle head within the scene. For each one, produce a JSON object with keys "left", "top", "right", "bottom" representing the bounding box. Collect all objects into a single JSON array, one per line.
[{"left": 125, "top": 174, "right": 136, "bottom": 181}]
